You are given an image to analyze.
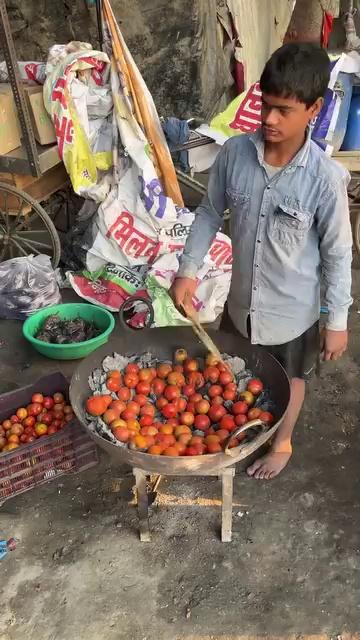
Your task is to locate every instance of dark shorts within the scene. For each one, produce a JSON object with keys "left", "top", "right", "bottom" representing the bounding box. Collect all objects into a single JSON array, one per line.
[{"left": 220, "top": 306, "right": 320, "bottom": 380}]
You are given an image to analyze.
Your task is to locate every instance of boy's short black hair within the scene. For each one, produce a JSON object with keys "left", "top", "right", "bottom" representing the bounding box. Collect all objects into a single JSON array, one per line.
[{"left": 260, "top": 43, "right": 330, "bottom": 108}]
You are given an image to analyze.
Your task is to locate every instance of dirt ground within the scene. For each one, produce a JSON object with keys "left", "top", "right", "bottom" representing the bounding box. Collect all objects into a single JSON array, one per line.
[{"left": 0, "top": 263, "right": 359, "bottom": 640}]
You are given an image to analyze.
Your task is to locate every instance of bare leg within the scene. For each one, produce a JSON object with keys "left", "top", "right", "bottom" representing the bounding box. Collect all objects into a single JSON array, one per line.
[{"left": 247, "top": 377, "right": 305, "bottom": 480}]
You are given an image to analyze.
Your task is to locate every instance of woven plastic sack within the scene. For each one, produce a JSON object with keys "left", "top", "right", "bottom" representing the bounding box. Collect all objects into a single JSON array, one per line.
[{"left": 0, "top": 255, "right": 61, "bottom": 320}]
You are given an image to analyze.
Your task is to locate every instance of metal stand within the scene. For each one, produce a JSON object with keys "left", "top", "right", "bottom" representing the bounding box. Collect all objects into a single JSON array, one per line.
[{"left": 133, "top": 466, "right": 235, "bottom": 543}]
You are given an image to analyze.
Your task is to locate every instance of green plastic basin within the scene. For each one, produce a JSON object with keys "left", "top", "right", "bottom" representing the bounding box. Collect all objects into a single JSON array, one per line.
[{"left": 23, "top": 303, "right": 115, "bottom": 360}]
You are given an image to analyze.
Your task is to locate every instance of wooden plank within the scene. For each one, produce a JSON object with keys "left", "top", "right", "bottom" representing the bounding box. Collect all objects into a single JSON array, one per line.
[{"left": 0, "top": 164, "right": 68, "bottom": 214}]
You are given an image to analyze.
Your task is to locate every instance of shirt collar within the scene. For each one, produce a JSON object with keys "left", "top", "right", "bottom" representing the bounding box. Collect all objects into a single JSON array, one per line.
[{"left": 249, "top": 127, "right": 311, "bottom": 171}]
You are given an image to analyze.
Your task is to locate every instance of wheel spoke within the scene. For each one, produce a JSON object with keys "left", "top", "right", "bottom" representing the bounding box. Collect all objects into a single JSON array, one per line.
[
  {"left": 12, "top": 235, "right": 53, "bottom": 253},
  {"left": 10, "top": 198, "right": 26, "bottom": 229},
  {"left": 15, "top": 212, "right": 39, "bottom": 232},
  {"left": 0, "top": 192, "right": 10, "bottom": 231},
  {"left": 8, "top": 236, "right": 29, "bottom": 257},
  {"left": 13, "top": 229, "right": 50, "bottom": 236}
]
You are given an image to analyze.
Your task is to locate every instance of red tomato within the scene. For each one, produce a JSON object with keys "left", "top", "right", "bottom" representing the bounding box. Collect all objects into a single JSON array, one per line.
[
  {"left": 247, "top": 378, "right": 264, "bottom": 396},
  {"left": 167, "top": 371, "right": 185, "bottom": 387},
  {"left": 124, "top": 374, "right": 139, "bottom": 389},
  {"left": 211, "top": 395, "right": 224, "bottom": 406},
  {"left": 138, "top": 368, "right": 153, "bottom": 382},
  {"left": 117, "top": 387, "right": 131, "bottom": 402},
  {"left": 189, "top": 393, "right": 202, "bottom": 404},
  {"left": 223, "top": 389, "right": 236, "bottom": 401},
  {"left": 247, "top": 408, "right": 262, "bottom": 421},
  {"left": 106, "top": 377, "right": 121, "bottom": 393},
  {"left": 23, "top": 416, "right": 36, "bottom": 429},
  {"left": 41, "top": 413, "right": 53, "bottom": 426},
  {"left": 110, "top": 400, "right": 127, "bottom": 415},
  {"left": 32, "top": 393, "right": 44, "bottom": 404},
  {"left": 219, "top": 371, "right": 233, "bottom": 386},
  {"left": 194, "top": 414, "right": 210, "bottom": 431},
  {"left": 216, "top": 429, "right": 230, "bottom": 443},
  {"left": 27, "top": 403, "right": 43, "bottom": 417},
  {"left": 10, "top": 424, "right": 23, "bottom": 436},
  {"left": 156, "top": 397, "right": 168, "bottom": 410},
  {"left": 52, "top": 419, "right": 62, "bottom": 429},
  {"left": 106, "top": 370, "right": 122, "bottom": 380},
  {"left": 20, "top": 433, "right": 28, "bottom": 443},
  {"left": 121, "top": 408, "right": 138, "bottom": 422},
  {"left": 232, "top": 401, "right": 248, "bottom": 415},
  {"left": 208, "top": 404, "right": 226, "bottom": 423},
  {"left": 157, "top": 363, "right": 172, "bottom": 379},
  {"left": 53, "top": 392, "right": 64, "bottom": 404},
  {"left": 208, "top": 385, "right": 223, "bottom": 398},
  {"left": 125, "top": 363, "right": 139, "bottom": 375},
  {"left": 140, "top": 415, "right": 154, "bottom": 428},
  {"left": 180, "top": 412, "right": 195, "bottom": 427},
  {"left": 152, "top": 378, "right": 166, "bottom": 396},
  {"left": 10, "top": 415, "right": 20, "bottom": 424},
  {"left": 136, "top": 381, "right": 151, "bottom": 396},
  {"left": 133, "top": 394, "right": 148, "bottom": 408},
  {"left": 195, "top": 400, "right": 210, "bottom": 415},
  {"left": 164, "top": 385, "right": 181, "bottom": 402},
  {"left": 42, "top": 396, "right": 54, "bottom": 410},
  {"left": 183, "top": 359, "right": 199, "bottom": 374},
  {"left": 206, "top": 441, "right": 222, "bottom": 454},
  {"left": 235, "top": 414, "right": 248, "bottom": 427},
  {"left": 186, "top": 401, "right": 196, "bottom": 414},
  {"left": 182, "top": 384, "right": 195, "bottom": 398},
  {"left": 187, "top": 372, "right": 205, "bottom": 390},
  {"left": 48, "top": 425, "right": 58, "bottom": 435},
  {"left": 161, "top": 403, "right": 178, "bottom": 419},
  {"left": 225, "top": 382, "right": 237, "bottom": 392},
  {"left": 140, "top": 404, "right": 156, "bottom": 418},
  {"left": 175, "top": 397, "right": 187, "bottom": 413},
  {"left": 220, "top": 415, "right": 235, "bottom": 431},
  {"left": 259, "top": 411, "right": 274, "bottom": 425},
  {"left": 127, "top": 401, "right": 141, "bottom": 416},
  {"left": 203, "top": 366, "right": 220, "bottom": 383}
]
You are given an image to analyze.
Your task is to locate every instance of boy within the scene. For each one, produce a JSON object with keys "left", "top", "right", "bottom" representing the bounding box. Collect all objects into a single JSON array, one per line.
[{"left": 170, "top": 43, "right": 353, "bottom": 479}]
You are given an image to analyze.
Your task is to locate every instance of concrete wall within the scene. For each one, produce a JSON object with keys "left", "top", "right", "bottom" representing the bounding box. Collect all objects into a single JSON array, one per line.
[{"left": 6, "top": 0, "right": 233, "bottom": 120}]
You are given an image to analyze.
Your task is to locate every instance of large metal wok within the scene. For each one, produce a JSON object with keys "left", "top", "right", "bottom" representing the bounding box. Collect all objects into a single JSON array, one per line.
[{"left": 70, "top": 327, "right": 290, "bottom": 474}]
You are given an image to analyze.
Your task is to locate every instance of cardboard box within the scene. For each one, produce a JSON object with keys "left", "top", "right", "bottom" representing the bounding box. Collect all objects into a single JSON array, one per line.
[
  {"left": 0, "top": 87, "right": 21, "bottom": 155},
  {"left": 24, "top": 86, "right": 56, "bottom": 146}
]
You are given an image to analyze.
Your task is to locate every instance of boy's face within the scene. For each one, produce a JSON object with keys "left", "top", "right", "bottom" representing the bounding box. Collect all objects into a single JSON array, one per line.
[{"left": 261, "top": 93, "right": 323, "bottom": 143}]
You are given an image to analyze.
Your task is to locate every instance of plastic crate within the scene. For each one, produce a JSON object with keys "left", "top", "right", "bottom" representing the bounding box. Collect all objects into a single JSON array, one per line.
[{"left": 0, "top": 372, "right": 98, "bottom": 505}]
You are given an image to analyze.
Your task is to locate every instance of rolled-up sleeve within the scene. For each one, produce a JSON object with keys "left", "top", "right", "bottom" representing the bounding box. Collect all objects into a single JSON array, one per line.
[
  {"left": 317, "top": 173, "right": 353, "bottom": 331},
  {"left": 178, "top": 145, "right": 228, "bottom": 278}
]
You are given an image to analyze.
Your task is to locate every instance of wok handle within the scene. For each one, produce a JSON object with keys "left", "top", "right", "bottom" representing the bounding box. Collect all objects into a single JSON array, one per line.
[
  {"left": 223, "top": 419, "right": 265, "bottom": 457},
  {"left": 118, "top": 295, "right": 154, "bottom": 331}
]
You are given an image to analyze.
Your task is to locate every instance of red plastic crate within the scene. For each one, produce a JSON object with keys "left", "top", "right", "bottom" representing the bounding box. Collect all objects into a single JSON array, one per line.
[{"left": 0, "top": 372, "right": 98, "bottom": 505}]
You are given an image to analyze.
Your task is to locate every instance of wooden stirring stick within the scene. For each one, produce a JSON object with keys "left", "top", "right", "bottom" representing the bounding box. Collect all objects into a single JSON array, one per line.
[{"left": 180, "top": 301, "right": 234, "bottom": 379}]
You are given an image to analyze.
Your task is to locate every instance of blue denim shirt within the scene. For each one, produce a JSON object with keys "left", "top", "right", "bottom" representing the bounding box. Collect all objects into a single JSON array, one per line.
[{"left": 178, "top": 130, "right": 353, "bottom": 345}]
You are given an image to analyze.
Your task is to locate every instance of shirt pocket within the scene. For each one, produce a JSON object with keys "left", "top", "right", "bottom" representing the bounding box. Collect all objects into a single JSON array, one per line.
[{"left": 271, "top": 205, "right": 313, "bottom": 249}]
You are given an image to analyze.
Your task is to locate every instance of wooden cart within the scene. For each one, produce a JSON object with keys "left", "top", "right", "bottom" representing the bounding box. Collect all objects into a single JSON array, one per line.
[{"left": 333, "top": 151, "right": 360, "bottom": 256}]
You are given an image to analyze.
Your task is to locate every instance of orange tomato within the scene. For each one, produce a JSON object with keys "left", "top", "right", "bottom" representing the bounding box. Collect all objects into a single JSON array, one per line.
[
  {"left": 117, "top": 387, "right": 131, "bottom": 402},
  {"left": 7, "top": 433, "right": 20, "bottom": 444},
  {"left": 159, "top": 424, "right": 174, "bottom": 435},
  {"left": 86, "top": 395, "right": 109, "bottom": 417},
  {"left": 113, "top": 427, "right": 130, "bottom": 443},
  {"left": 162, "top": 446, "right": 179, "bottom": 456},
  {"left": 124, "top": 374, "right": 139, "bottom": 389},
  {"left": 157, "top": 363, "right": 172, "bottom": 379},
  {"left": 106, "top": 377, "right": 121, "bottom": 393},
  {"left": 147, "top": 445, "right": 163, "bottom": 455}
]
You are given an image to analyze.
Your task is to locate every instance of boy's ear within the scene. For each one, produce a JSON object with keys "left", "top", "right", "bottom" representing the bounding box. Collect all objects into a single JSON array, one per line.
[{"left": 308, "top": 97, "right": 323, "bottom": 120}]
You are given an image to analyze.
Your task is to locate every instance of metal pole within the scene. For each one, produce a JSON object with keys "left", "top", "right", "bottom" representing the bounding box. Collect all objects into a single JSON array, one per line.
[{"left": 0, "top": 0, "right": 40, "bottom": 177}]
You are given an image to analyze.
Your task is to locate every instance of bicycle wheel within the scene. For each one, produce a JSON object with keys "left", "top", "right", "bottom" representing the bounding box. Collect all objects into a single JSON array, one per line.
[{"left": 0, "top": 182, "right": 61, "bottom": 268}]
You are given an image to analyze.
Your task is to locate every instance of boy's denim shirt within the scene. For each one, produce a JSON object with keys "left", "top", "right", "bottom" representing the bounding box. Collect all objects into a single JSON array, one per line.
[{"left": 179, "top": 129, "right": 353, "bottom": 345}]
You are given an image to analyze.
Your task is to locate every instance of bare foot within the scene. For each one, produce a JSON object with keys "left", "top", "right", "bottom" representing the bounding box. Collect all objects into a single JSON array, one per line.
[{"left": 246, "top": 449, "right": 292, "bottom": 480}]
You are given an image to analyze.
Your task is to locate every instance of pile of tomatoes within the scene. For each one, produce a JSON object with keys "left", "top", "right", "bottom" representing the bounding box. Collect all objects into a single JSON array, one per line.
[
  {"left": 0, "top": 392, "right": 74, "bottom": 454},
  {"left": 86, "top": 350, "right": 274, "bottom": 457}
]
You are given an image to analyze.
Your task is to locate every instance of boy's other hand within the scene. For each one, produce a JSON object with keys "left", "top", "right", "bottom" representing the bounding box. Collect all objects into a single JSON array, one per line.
[
  {"left": 170, "top": 277, "right": 197, "bottom": 317},
  {"left": 321, "top": 328, "right": 348, "bottom": 361}
]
